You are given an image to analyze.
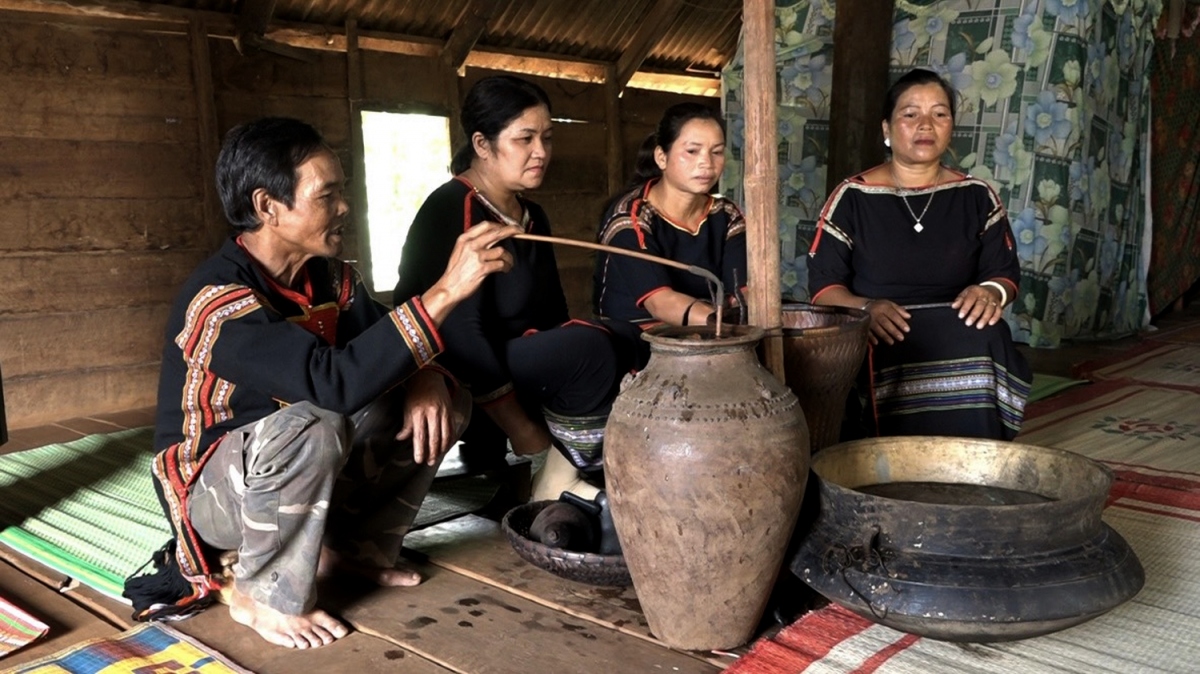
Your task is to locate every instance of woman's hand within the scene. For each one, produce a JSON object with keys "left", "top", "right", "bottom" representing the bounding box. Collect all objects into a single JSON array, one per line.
[
  {"left": 421, "top": 222, "right": 517, "bottom": 324},
  {"left": 952, "top": 284, "right": 1004, "bottom": 329},
  {"left": 864, "top": 299, "right": 911, "bottom": 346},
  {"left": 397, "top": 369, "right": 455, "bottom": 466}
]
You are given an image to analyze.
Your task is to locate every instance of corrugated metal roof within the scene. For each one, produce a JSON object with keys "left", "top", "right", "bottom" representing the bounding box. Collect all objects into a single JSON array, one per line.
[{"left": 149, "top": 0, "right": 742, "bottom": 75}]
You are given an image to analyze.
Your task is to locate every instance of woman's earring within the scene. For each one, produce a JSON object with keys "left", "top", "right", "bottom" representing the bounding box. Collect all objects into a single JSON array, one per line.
[{"left": 884, "top": 137, "right": 891, "bottom": 148}]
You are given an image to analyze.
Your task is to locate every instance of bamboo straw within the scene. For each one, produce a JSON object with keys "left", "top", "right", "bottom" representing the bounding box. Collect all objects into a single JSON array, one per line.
[{"left": 512, "top": 232, "right": 727, "bottom": 335}]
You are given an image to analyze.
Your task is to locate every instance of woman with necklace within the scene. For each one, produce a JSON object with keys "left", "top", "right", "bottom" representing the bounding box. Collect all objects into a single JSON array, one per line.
[
  {"left": 594, "top": 103, "right": 747, "bottom": 369},
  {"left": 395, "top": 76, "right": 620, "bottom": 501},
  {"left": 808, "top": 68, "right": 1031, "bottom": 440}
]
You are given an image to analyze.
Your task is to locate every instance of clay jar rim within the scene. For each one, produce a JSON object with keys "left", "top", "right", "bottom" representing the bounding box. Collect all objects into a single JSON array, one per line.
[{"left": 640, "top": 324, "right": 764, "bottom": 353}]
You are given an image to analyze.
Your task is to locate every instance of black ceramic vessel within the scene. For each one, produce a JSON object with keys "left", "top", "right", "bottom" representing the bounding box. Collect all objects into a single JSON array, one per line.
[{"left": 792, "top": 436, "right": 1144, "bottom": 642}]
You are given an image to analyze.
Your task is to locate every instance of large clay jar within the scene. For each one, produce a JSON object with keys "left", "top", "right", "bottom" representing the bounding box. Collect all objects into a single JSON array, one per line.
[{"left": 604, "top": 325, "right": 810, "bottom": 651}]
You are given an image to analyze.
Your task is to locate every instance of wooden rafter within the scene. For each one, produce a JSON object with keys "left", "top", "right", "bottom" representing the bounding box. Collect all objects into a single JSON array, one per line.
[
  {"left": 0, "top": 0, "right": 718, "bottom": 95},
  {"left": 236, "top": 0, "right": 274, "bottom": 38},
  {"left": 614, "top": 0, "right": 686, "bottom": 90},
  {"left": 440, "top": 0, "right": 505, "bottom": 72}
]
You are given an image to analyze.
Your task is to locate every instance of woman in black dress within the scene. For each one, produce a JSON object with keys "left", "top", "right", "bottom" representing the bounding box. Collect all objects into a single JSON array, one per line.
[
  {"left": 394, "top": 76, "right": 618, "bottom": 500},
  {"left": 808, "top": 69, "right": 1031, "bottom": 440},
  {"left": 594, "top": 103, "right": 747, "bottom": 369}
]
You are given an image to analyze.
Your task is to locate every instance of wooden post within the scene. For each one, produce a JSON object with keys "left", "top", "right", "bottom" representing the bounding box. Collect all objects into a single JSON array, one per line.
[
  {"left": 188, "top": 17, "right": 223, "bottom": 252},
  {"left": 604, "top": 64, "right": 624, "bottom": 197},
  {"left": 346, "top": 19, "right": 370, "bottom": 279},
  {"left": 825, "top": 0, "right": 893, "bottom": 195},
  {"left": 742, "top": 0, "right": 784, "bottom": 381},
  {"left": 443, "top": 67, "right": 464, "bottom": 159}
]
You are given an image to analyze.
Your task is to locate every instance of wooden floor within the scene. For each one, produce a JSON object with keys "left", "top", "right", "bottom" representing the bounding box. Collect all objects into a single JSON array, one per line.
[
  {"left": 1, "top": 299, "right": 1198, "bottom": 672},
  {"left": 0, "top": 407, "right": 726, "bottom": 673}
]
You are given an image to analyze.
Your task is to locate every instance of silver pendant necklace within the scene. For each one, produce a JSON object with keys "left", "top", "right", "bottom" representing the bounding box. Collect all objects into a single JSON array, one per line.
[{"left": 891, "top": 165, "right": 940, "bottom": 233}]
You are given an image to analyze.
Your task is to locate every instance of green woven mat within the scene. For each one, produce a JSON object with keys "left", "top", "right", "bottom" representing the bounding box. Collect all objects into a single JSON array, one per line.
[
  {"left": 0, "top": 429, "right": 498, "bottom": 602},
  {"left": 0, "top": 428, "right": 169, "bottom": 601},
  {"left": 1028, "top": 373, "right": 1089, "bottom": 403}
]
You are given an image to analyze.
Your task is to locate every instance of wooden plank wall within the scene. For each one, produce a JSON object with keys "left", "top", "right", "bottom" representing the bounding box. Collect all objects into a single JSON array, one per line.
[
  {"left": 0, "top": 17, "right": 206, "bottom": 429},
  {"left": 0, "top": 14, "right": 710, "bottom": 430}
]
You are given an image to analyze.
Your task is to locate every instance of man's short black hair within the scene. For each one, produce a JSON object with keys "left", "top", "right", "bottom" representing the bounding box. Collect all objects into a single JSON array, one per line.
[{"left": 216, "top": 117, "right": 327, "bottom": 232}]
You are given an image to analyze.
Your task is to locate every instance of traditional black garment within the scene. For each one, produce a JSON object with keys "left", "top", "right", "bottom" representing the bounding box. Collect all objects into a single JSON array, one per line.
[
  {"left": 395, "top": 177, "right": 619, "bottom": 468},
  {"left": 808, "top": 167, "right": 1031, "bottom": 440},
  {"left": 593, "top": 179, "right": 747, "bottom": 367},
  {"left": 148, "top": 236, "right": 444, "bottom": 617}
]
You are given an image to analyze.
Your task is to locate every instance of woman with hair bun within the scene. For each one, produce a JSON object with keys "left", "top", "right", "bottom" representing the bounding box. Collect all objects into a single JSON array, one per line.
[
  {"left": 594, "top": 102, "right": 747, "bottom": 369},
  {"left": 395, "top": 75, "right": 619, "bottom": 502}
]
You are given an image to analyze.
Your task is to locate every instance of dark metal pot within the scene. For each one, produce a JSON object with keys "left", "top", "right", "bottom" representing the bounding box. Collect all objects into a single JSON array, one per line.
[{"left": 792, "top": 436, "right": 1144, "bottom": 642}]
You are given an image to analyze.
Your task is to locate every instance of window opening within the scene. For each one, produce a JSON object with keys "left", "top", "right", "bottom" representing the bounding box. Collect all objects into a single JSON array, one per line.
[{"left": 361, "top": 110, "right": 453, "bottom": 294}]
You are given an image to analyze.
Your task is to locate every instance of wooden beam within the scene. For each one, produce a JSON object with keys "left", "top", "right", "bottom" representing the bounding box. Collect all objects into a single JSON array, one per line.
[
  {"left": 742, "top": 0, "right": 783, "bottom": 381},
  {"left": 627, "top": 71, "right": 720, "bottom": 97},
  {"left": 442, "top": 66, "right": 465, "bottom": 156},
  {"left": 615, "top": 0, "right": 686, "bottom": 90},
  {"left": 0, "top": 0, "right": 717, "bottom": 94},
  {"left": 236, "top": 0, "right": 275, "bottom": 38},
  {"left": 188, "top": 17, "right": 224, "bottom": 252},
  {"left": 440, "top": 0, "right": 505, "bottom": 73},
  {"left": 604, "top": 64, "right": 624, "bottom": 196},
  {"left": 467, "top": 47, "right": 607, "bottom": 82},
  {"left": 346, "top": 19, "right": 371, "bottom": 279},
  {"left": 825, "top": 0, "right": 893, "bottom": 195}
]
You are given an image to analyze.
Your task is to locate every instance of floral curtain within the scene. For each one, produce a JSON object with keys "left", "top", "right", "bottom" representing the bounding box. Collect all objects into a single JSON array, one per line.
[{"left": 722, "top": 0, "right": 1162, "bottom": 347}]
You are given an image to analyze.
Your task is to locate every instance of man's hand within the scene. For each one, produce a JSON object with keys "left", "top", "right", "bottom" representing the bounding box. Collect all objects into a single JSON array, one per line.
[
  {"left": 397, "top": 369, "right": 454, "bottom": 466},
  {"left": 421, "top": 222, "right": 517, "bottom": 325}
]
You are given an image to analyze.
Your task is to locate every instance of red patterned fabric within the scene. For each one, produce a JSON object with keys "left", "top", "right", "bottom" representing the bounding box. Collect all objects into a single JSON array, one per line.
[{"left": 1149, "top": 31, "right": 1200, "bottom": 314}]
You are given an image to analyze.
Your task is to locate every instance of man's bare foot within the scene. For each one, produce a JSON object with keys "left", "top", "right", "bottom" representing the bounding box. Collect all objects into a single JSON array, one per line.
[
  {"left": 318, "top": 546, "right": 423, "bottom": 587},
  {"left": 228, "top": 586, "right": 349, "bottom": 649}
]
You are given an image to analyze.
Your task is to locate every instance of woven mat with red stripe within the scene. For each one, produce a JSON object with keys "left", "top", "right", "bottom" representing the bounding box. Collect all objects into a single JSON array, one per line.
[{"left": 728, "top": 359, "right": 1200, "bottom": 674}]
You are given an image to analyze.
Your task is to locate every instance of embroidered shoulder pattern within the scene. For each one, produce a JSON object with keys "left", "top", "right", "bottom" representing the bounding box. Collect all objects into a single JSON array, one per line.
[
  {"left": 599, "top": 190, "right": 651, "bottom": 246},
  {"left": 718, "top": 199, "right": 746, "bottom": 239}
]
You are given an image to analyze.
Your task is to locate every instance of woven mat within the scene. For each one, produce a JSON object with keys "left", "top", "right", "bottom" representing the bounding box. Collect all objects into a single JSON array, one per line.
[
  {"left": 0, "top": 429, "right": 170, "bottom": 601},
  {"left": 729, "top": 377, "right": 1200, "bottom": 673},
  {"left": 1018, "top": 382, "right": 1200, "bottom": 472},
  {"left": 0, "top": 596, "right": 48, "bottom": 659},
  {"left": 5, "top": 622, "right": 249, "bottom": 674},
  {"left": 1152, "top": 323, "right": 1200, "bottom": 345},
  {"left": 728, "top": 465, "right": 1200, "bottom": 674},
  {"left": 1074, "top": 342, "right": 1200, "bottom": 390},
  {"left": 0, "top": 428, "right": 496, "bottom": 601}
]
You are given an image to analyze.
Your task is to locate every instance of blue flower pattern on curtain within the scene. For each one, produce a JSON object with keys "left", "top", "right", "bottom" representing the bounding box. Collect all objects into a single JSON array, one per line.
[{"left": 722, "top": 0, "right": 1162, "bottom": 347}]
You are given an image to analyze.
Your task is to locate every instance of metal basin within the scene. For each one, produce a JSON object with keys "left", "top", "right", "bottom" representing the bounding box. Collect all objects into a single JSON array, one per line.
[{"left": 791, "top": 436, "right": 1144, "bottom": 641}]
